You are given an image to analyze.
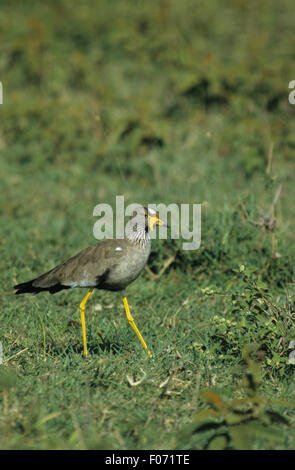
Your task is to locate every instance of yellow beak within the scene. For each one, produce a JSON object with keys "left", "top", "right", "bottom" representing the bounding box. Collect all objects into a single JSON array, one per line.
[{"left": 148, "top": 215, "right": 168, "bottom": 231}]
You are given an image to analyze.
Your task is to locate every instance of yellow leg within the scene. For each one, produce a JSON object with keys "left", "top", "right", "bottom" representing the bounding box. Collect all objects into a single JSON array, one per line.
[
  {"left": 79, "top": 288, "right": 94, "bottom": 357},
  {"left": 123, "top": 296, "right": 152, "bottom": 358}
]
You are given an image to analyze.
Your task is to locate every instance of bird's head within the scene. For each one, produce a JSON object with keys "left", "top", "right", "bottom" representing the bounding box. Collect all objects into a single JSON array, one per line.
[
  {"left": 130, "top": 206, "right": 168, "bottom": 234},
  {"left": 143, "top": 207, "right": 168, "bottom": 231}
]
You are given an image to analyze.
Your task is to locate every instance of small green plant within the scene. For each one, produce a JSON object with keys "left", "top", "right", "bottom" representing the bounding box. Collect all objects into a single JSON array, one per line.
[
  {"left": 184, "top": 345, "right": 294, "bottom": 450},
  {"left": 198, "top": 266, "right": 295, "bottom": 376}
]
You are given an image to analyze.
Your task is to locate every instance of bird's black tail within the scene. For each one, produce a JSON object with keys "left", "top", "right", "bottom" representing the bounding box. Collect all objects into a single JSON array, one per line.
[
  {"left": 14, "top": 279, "right": 43, "bottom": 295},
  {"left": 14, "top": 279, "right": 71, "bottom": 295}
]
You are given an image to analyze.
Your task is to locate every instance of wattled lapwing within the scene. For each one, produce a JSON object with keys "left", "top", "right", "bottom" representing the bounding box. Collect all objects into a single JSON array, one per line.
[{"left": 14, "top": 206, "right": 167, "bottom": 358}]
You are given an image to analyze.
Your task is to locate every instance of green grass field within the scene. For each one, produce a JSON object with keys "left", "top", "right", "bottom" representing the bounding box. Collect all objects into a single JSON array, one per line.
[{"left": 1, "top": 0, "right": 295, "bottom": 450}]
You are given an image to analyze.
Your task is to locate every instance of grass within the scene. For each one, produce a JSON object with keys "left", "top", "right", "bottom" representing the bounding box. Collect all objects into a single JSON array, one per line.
[{"left": 1, "top": 0, "right": 295, "bottom": 450}]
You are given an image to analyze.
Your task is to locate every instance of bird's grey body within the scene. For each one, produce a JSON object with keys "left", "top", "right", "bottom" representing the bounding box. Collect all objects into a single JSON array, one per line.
[
  {"left": 61, "top": 238, "right": 151, "bottom": 292},
  {"left": 99, "top": 239, "right": 151, "bottom": 291}
]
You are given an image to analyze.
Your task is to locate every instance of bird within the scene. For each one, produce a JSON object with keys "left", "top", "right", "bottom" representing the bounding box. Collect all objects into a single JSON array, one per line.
[{"left": 14, "top": 206, "right": 167, "bottom": 358}]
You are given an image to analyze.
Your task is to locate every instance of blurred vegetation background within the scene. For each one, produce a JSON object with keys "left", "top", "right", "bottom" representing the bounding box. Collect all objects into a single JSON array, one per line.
[{"left": 1, "top": 0, "right": 295, "bottom": 450}]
